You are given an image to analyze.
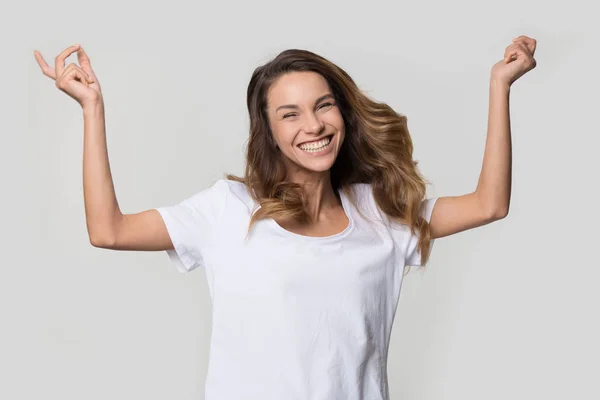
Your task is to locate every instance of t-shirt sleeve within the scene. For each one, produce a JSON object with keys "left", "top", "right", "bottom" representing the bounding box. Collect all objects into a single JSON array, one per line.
[
  {"left": 405, "top": 197, "right": 439, "bottom": 267},
  {"left": 155, "top": 179, "right": 228, "bottom": 273}
]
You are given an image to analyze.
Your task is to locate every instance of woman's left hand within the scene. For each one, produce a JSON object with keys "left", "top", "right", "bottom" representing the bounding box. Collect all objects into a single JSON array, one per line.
[{"left": 491, "top": 35, "right": 537, "bottom": 86}]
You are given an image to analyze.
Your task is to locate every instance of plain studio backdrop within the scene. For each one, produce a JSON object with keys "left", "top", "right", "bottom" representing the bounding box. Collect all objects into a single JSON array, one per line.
[{"left": 1, "top": 0, "right": 597, "bottom": 399}]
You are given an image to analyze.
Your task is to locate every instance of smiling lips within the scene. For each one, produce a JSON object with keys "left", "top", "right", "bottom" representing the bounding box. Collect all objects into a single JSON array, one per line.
[{"left": 298, "top": 134, "right": 334, "bottom": 151}]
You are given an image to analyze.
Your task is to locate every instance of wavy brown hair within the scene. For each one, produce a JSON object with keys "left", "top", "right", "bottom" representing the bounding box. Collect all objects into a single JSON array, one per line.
[{"left": 226, "top": 49, "right": 434, "bottom": 267}]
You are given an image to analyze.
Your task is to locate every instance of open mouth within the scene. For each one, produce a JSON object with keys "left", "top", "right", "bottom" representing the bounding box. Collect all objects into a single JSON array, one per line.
[{"left": 297, "top": 134, "right": 334, "bottom": 153}]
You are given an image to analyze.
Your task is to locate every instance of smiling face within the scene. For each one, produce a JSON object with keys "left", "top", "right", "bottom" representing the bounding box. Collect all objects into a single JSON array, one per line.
[{"left": 266, "top": 71, "right": 345, "bottom": 179}]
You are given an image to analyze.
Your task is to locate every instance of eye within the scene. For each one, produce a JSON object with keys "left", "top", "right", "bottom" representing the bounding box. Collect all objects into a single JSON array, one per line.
[{"left": 282, "top": 102, "right": 335, "bottom": 119}]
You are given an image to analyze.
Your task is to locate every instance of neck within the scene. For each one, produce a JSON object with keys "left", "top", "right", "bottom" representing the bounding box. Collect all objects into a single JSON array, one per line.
[{"left": 287, "top": 169, "right": 339, "bottom": 222}]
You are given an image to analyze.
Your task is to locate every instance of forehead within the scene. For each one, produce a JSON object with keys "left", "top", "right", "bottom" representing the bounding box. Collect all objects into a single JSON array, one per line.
[{"left": 267, "top": 71, "right": 331, "bottom": 107}]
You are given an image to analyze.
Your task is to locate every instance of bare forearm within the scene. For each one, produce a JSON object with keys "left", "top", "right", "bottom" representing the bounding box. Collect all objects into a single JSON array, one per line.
[
  {"left": 475, "top": 78, "right": 512, "bottom": 217},
  {"left": 82, "top": 102, "right": 122, "bottom": 245}
]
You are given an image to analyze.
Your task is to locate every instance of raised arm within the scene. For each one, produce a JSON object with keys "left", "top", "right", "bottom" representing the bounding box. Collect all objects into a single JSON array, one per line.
[
  {"left": 34, "top": 44, "right": 173, "bottom": 251},
  {"left": 80, "top": 104, "right": 173, "bottom": 250},
  {"left": 428, "top": 35, "right": 537, "bottom": 239}
]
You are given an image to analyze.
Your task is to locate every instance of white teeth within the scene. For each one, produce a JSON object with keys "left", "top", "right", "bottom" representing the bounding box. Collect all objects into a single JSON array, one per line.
[{"left": 299, "top": 136, "right": 331, "bottom": 152}]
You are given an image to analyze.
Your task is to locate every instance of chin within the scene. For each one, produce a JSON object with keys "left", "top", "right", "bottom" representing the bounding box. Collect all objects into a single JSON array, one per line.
[{"left": 300, "top": 161, "right": 335, "bottom": 173}]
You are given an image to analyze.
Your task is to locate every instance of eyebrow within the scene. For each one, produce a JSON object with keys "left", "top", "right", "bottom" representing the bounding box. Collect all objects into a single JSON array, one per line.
[{"left": 275, "top": 94, "right": 335, "bottom": 113}]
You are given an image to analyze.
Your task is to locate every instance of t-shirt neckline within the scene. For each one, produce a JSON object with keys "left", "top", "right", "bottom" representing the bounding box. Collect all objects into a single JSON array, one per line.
[{"left": 266, "top": 188, "right": 355, "bottom": 241}]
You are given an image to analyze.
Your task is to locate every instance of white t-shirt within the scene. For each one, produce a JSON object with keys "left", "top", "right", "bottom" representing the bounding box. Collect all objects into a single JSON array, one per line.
[{"left": 156, "top": 179, "right": 438, "bottom": 400}]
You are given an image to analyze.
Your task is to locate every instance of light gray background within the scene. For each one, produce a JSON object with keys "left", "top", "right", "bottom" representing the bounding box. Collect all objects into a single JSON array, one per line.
[{"left": 2, "top": 0, "right": 598, "bottom": 399}]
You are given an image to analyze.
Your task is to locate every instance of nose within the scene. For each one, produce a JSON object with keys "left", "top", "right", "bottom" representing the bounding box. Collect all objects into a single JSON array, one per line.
[{"left": 302, "top": 112, "right": 325, "bottom": 135}]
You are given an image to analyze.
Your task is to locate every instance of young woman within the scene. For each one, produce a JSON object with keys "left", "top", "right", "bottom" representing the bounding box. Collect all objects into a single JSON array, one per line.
[{"left": 34, "top": 36, "right": 537, "bottom": 400}]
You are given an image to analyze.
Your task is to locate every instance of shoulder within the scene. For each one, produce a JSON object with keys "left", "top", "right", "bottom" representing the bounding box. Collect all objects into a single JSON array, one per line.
[
  {"left": 344, "top": 182, "right": 374, "bottom": 200},
  {"left": 193, "top": 178, "right": 248, "bottom": 196},
  {"left": 343, "top": 182, "right": 436, "bottom": 227},
  {"left": 218, "top": 178, "right": 255, "bottom": 206},
  {"left": 172, "top": 178, "right": 253, "bottom": 223},
  {"left": 182, "top": 178, "right": 245, "bottom": 209},
  {"left": 203, "top": 178, "right": 258, "bottom": 215},
  {"left": 342, "top": 182, "right": 384, "bottom": 222}
]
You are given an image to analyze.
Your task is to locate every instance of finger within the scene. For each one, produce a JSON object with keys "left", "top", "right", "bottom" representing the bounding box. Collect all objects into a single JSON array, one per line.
[
  {"left": 56, "top": 64, "right": 86, "bottom": 84},
  {"left": 524, "top": 38, "right": 536, "bottom": 56},
  {"left": 67, "top": 64, "right": 93, "bottom": 83},
  {"left": 512, "top": 36, "right": 536, "bottom": 56},
  {"left": 512, "top": 37, "right": 532, "bottom": 51},
  {"left": 505, "top": 44, "right": 524, "bottom": 63},
  {"left": 513, "top": 43, "right": 537, "bottom": 69},
  {"left": 504, "top": 43, "right": 520, "bottom": 62},
  {"left": 56, "top": 64, "right": 90, "bottom": 90},
  {"left": 33, "top": 50, "right": 56, "bottom": 80},
  {"left": 513, "top": 42, "right": 536, "bottom": 64},
  {"left": 512, "top": 43, "right": 533, "bottom": 59},
  {"left": 55, "top": 44, "right": 81, "bottom": 79},
  {"left": 77, "top": 47, "right": 96, "bottom": 83}
]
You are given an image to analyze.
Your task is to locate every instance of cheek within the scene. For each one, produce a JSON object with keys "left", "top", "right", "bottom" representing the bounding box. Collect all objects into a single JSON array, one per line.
[
  {"left": 330, "top": 114, "right": 345, "bottom": 140},
  {"left": 271, "top": 126, "right": 296, "bottom": 148},
  {"left": 327, "top": 109, "right": 345, "bottom": 129}
]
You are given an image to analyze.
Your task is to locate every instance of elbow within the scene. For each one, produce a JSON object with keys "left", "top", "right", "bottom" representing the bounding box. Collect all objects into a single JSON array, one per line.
[
  {"left": 88, "top": 215, "right": 122, "bottom": 249},
  {"left": 488, "top": 205, "right": 509, "bottom": 221},
  {"left": 89, "top": 233, "right": 116, "bottom": 249},
  {"left": 476, "top": 191, "right": 510, "bottom": 222}
]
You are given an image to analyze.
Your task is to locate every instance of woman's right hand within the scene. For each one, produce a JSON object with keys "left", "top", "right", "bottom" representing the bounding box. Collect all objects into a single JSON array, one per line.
[{"left": 34, "top": 44, "right": 103, "bottom": 109}]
